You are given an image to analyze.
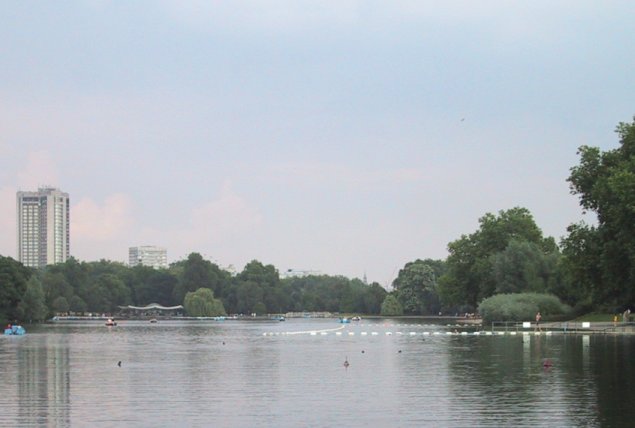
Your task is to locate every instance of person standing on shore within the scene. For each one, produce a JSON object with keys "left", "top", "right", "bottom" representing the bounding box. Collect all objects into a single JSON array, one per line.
[{"left": 535, "top": 312, "right": 542, "bottom": 332}]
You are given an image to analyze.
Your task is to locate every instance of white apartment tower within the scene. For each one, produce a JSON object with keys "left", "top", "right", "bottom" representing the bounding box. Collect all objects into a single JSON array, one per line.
[
  {"left": 17, "top": 187, "right": 70, "bottom": 269},
  {"left": 129, "top": 246, "right": 168, "bottom": 269}
]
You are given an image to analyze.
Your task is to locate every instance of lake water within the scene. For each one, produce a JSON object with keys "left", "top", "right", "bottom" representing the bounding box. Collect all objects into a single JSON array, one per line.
[{"left": 1, "top": 319, "right": 634, "bottom": 427}]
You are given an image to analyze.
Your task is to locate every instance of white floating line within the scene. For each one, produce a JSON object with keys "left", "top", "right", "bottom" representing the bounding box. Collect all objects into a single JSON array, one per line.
[
  {"left": 386, "top": 332, "right": 392, "bottom": 335},
  {"left": 336, "top": 332, "right": 342, "bottom": 336},
  {"left": 371, "top": 332, "right": 378, "bottom": 336},
  {"left": 361, "top": 332, "right": 368, "bottom": 336},
  {"left": 409, "top": 332, "right": 417, "bottom": 336}
]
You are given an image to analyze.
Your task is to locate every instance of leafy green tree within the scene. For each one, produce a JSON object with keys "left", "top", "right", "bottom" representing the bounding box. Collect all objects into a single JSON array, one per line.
[
  {"left": 491, "top": 240, "right": 564, "bottom": 295},
  {"left": 172, "top": 253, "right": 229, "bottom": 303},
  {"left": 51, "top": 296, "right": 70, "bottom": 313},
  {"left": 183, "top": 288, "right": 226, "bottom": 317},
  {"left": 17, "top": 276, "right": 48, "bottom": 322},
  {"left": 234, "top": 280, "right": 265, "bottom": 314},
  {"left": 393, "top": 259, "right": 441, "bottom": 315},
  {"left": 83, "top": 273, "right": 131, "bottom": 313},
  {"left": 361, "top": 282, "right": 388, "bottom": 315},
  {"left": 131, "top": 267, "right": 178, "bottom": 306},
  {"left": 238, "top": 260, "right": 281, "bottom": 312},
  {"left": 0, "top": 256, "right": 32, "bottom": 323},
  {"left": 69, "top": 295, "right": 87, "bottom": 313},
  {"left": 565, "top": 118, "right": 635, "bottom": 306},
  {"left": 41, "top": 271, "right": 73, "bottom": 309},
  {"left": 380, "top": 294, "right": 403, "bottom": 316},
  {"left": 252, "top": 302, "right": 267, "bottom": 315},
  {"left": 439, "top": 207, "right": 555, "bottom": 309}
]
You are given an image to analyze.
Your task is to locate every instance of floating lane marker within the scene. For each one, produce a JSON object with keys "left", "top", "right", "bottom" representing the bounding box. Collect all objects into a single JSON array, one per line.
[
  {"left": 336, "top": 332, "right": 342, "bottom": 336},
  {"left": 349, "top": 332, "right": 355, "bottom": 336},
  {"left": 361, "top": 332, "right": 368, "bottom": 336},
  {"left": 277, "top": 325, "right": 346, "bottom": 336},
  {"left": 497, "top": 332, "right": 505, "bottom": 335},
  {"left": 386, "top": 332, "right": 393, "bottom": 335},
  {"left": 410, "top": 332, "right": 417, "bottom": 336},
  {"left": 371, "top": 332, "right": 379, "bottom": 336},
  {"left": 423, "top": 332, "right": 430, "bottom": 336}
]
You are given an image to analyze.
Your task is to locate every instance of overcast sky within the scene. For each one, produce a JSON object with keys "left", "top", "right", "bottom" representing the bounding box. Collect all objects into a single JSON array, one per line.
[{"left": 1, "top": 1, "right": 633, "bottom": 286}]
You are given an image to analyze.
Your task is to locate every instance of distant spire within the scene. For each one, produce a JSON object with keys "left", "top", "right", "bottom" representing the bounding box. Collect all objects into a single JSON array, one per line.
[{"left": 363, "top": 272, "right": 368, "bottom": 285}]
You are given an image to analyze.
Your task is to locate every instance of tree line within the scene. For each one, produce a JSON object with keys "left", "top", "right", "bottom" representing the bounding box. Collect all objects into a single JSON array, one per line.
[
  {"left": 0, "top": 254, "right": 388, "bottom": 323},
  {"left": 2, "top": 117, "right": 635, "bottom": 323}
]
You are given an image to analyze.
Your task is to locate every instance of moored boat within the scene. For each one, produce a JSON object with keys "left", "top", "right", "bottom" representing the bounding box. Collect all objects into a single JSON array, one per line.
[{"left": 4, "top": 325, "right": 26, "bottom": 335}]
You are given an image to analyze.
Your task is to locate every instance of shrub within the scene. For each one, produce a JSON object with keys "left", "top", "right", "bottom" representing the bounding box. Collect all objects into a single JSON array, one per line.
[{"left": 478, "top": 292, "right": 571, "bottom": 324}]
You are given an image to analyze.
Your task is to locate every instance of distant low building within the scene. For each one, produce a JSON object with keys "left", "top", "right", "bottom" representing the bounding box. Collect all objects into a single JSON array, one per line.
[{"left": 129, "top": 246, "right": 167, "bottom": 269}]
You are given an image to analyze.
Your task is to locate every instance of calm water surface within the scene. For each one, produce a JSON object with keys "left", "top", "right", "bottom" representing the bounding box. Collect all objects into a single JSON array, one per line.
[{"left": 1, "top": 319, "right": 634, "bottom": 427}]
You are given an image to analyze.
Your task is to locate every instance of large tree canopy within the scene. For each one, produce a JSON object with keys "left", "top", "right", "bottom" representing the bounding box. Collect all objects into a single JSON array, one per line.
[
  {"left": 0, "top": 256, "right": 32, "bottom": 324},
  {"left": 392, "top": 259, "right": 443, "bottom": 315},
  {"left": 565, "top": 118, "right": 635, "bottom": 307},
  {"left": 438, "top": 207, "right": 557, "bottom": 309}
]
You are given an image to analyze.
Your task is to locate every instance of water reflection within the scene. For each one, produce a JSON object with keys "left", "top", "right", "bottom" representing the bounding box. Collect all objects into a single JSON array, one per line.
[
  {"left": 1, "top": 321, "right": 635, "bottom": 427},
  {"left": 15, "top": 336, "right": 70, "bottom": 427}
]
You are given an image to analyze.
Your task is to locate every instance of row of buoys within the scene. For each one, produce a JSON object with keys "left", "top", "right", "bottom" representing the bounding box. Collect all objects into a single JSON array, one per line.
[
  {"left": 263, "top": 330, "right": 554, "bottom": 336},
  {"left": 346, "top": 324, "right": 480, "bottom": 328}
]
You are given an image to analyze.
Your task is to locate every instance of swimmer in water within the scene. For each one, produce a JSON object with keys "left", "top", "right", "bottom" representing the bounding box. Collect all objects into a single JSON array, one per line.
[{"left": 344, "top": 357, "right": 350, "bottom": 368}]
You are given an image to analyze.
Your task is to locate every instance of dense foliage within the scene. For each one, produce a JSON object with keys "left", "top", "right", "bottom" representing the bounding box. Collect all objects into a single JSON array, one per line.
[
  {"left": 563, "top": 118, "right": 635, "bottom": 309},
  {"left": 2, "top": 118, "right": 635, "bottom": 323},
  {"left": 478, "top": 293, "right": 571, "bottom": 324},
  {"left": 0, "top": 254, "right": 388, "bottom": 323}
]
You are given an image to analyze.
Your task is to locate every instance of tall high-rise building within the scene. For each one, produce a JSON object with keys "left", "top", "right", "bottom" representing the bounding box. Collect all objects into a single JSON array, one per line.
[
  {"left": 16, "top": 187, "right": 70, "bottom": 268},
  {"left": 129, "top": 246, "right": 168, "bottom": 269}
]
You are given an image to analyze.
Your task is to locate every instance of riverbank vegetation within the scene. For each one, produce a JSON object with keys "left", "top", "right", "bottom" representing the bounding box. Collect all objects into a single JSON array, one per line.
[{"left": 2, "top": 118, "right": 635, "bottom": 324}]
